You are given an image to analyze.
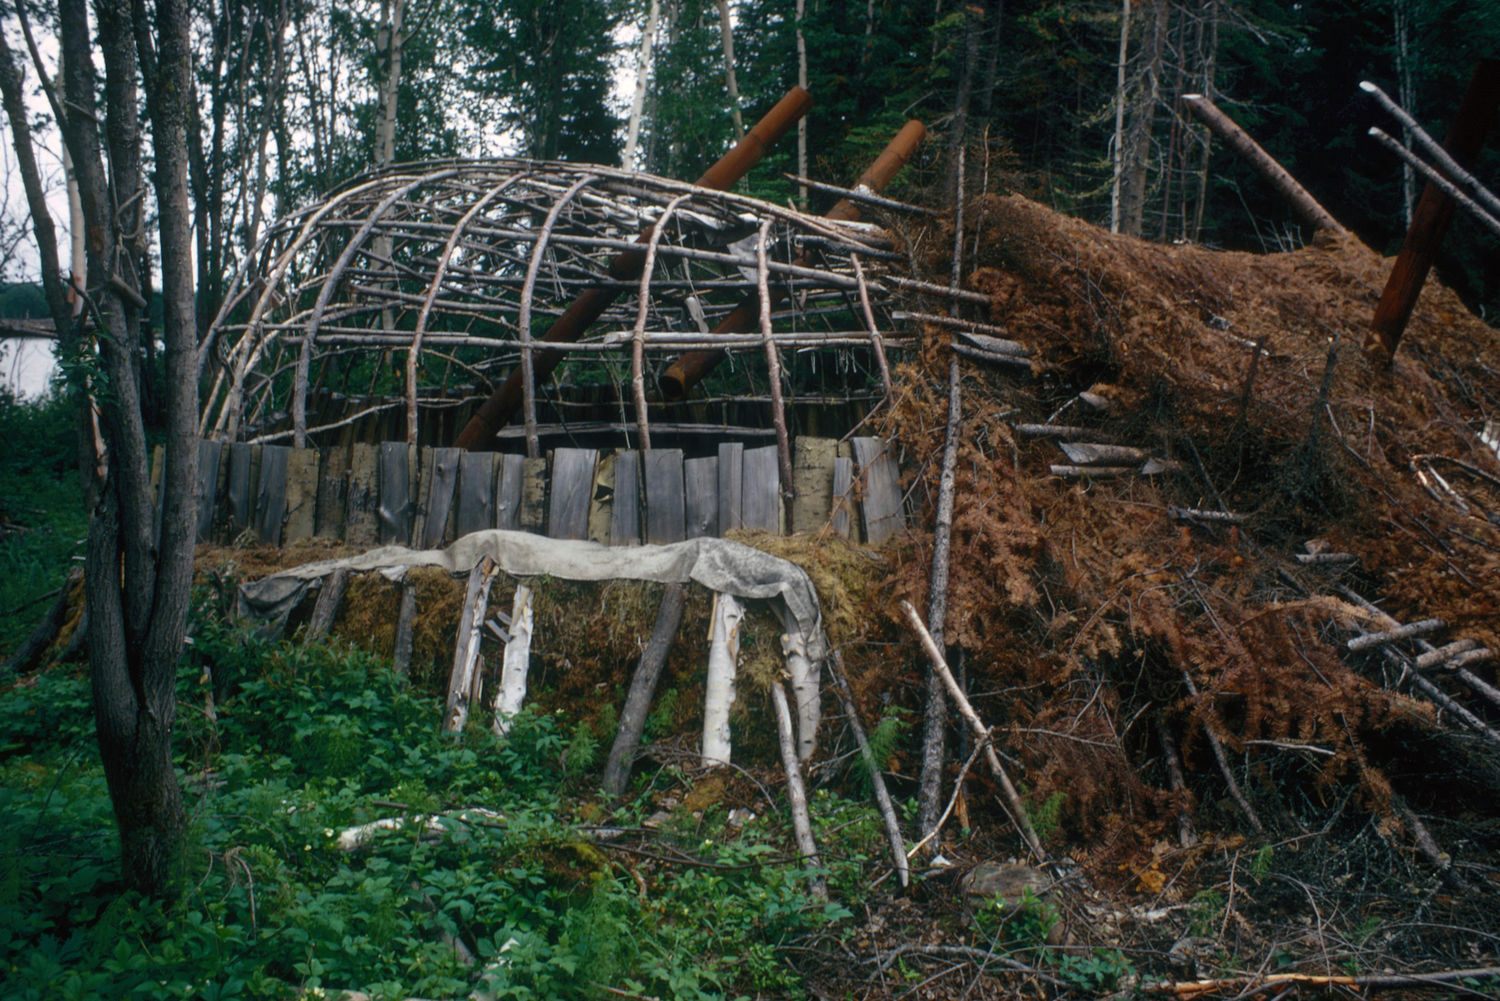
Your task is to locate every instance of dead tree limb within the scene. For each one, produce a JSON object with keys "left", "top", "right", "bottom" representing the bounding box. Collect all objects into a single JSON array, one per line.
[
  {"left": 1183, "top": 93, "right": 1346, "bottom": 234},
  {"left": 828, "top": 649, "right": 909, "bottom": 887},
  {"left": 603, "top": 583, "right": 686, "bottom": 798},
  {"left": 902, "top": 600, "right": 1046, "bottom": 862},
  {"left": 1146, "top": 966, "right": 1500, "bottom": 999},
  {"left": 2, "top": 568, "right": 80, "bottom": 675},
  {"left": 771, "top": 681, "right": 827, "bottom": 900},
  {"left": 1179, "top": 669, "right": 1265, "bottom": 834},
  {"left": 917, "top": 357, "right": 962, "bottom": 841}
]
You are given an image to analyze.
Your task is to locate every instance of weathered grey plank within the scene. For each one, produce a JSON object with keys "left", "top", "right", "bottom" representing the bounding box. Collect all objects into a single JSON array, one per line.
[
  {"left": 420, "top": 447, "right": 462, "bottom": 548},
  {"left": 455, "top": 452, "right": 499, "bottom": 537},
  {"left": 315, "top": 445, "right": 348, "bottom": 540},
  {"left": 195, "top": 439, "right": 223, "bottom": 544},
  {"left": 409, "top": 446, "right": 435, "bottom": 546},
  {"left": 495, "top": 453, "right": 524, "bottom": 530},
  {"left": 684, "top": 455, "right": 718, "bottom": 539},
  {"left": 344, "top": 442, "right": 380, "bottom": 546},
  {"left": 717, "top": 442, "right": 743, "bottom": 534},
  {"left": 644, "top": 449, "right": 685, "bottom": 544},
  {"left": 741, "top": 445, "right": 780, "bottom": 533},
  {"left": 547, "top": 447, "right": 597, "bottom": 541},
  {"left": 611, "top": 450, "right": 641, "bottom": 545},
  {"left": 253, "top": 445, "right": 290, "bottom": 545},
  {"left": 852, "top": 437, "right": 903, "bottom": 545},
  {"left": 519, "top": 456, "right": 547, "bottom": 533},
  {"left": 283, "top": 448, "right": 320, "bottom": 543},
  {"left": 831, "top": 455, "right": 856, "bottom": 540},
  {"left": 587, "top": 453, "right": 616, "bottom": 545},
  {"left": 792, "top": 436, "right": 837, "bottom": 534},
  {"left": 378, "top": 442, "right": 414, "bottom": 545},
  {"left": 225, "top": 442, "right": 255, "bottom": 540}
]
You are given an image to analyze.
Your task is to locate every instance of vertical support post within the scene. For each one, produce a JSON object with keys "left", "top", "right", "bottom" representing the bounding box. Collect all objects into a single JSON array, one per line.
[
  {"left": 702, "top": 592, "right": 744, "bottom": 766},
  {"left": 754, "top": 219, "right": 795, "bottom": 531},
  {"left": 1368, "top": 59, "right": 1500, "bottom": 359}
]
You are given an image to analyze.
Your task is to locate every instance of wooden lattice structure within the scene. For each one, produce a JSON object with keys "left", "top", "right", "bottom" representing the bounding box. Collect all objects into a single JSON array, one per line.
[{"left": 199, "top": 158, "right": 914, "bottom": 454}]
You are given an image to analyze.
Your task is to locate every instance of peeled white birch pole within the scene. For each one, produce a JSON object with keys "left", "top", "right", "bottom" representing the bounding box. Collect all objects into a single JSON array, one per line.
[
  {"left": 702, "top": 591, "right": 744, "bottom": 766},
  {"left": 779, "top": 609, "right": 820, "bottom": 761},
  {"left": 492, "top": 582, "right": 535, "bottom": 737},
  {"left": 771, "top": 681, "right": 827, "bottom": 901},
  {"left": 445, "top": 559, "right": 497, "bottom": 734}
]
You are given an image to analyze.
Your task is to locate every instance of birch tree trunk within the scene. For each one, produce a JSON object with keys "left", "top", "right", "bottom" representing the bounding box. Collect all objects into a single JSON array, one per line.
[
  {"left": 622, "top": 0, "right": 661, "bottom": 169},
  {"left": 1109, "top": 0, "right": 1132, "bottom": 233},
  {"left": 375, "top": 0, "right": 404, "bottom": 168},
  {"left": 716, "top": 0, "right": 744, "bottom": 138},
  {"left": 795, "top": 0, "right": 808, "bottom": 208},
  {"left": 702, "top": 592, "right": 743, "bottom": 766}
]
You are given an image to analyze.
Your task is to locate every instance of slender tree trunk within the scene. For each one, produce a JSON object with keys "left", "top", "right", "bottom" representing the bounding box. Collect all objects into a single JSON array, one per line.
[
  {"left": 1121, "top": 0, "right": 1167, "bottom": 237},
  {"left": 716, "top": 0, "right": 744, "bottom": 138},
  {"left": 622, "top": 0, "right": 660, "bottom": 168},
  {"left": 947, "top": 1, "right": 980, "bottom": 199},
  {"left": 49, "top": 0, "right": 199, "bottom": 897},
  {"left": 375, "top": 0, "right": 404, "bottom": 168},
  {"left": 795, "top": 0, "right": 808, "bottom": 208},
  {"left": 1110, "top": 0, "right": 1131, "bottom": 232},
  {"left": 1189, "top": 0, "right": 1219, "bottom": 242},
  {"left": 1394, "top": 0, "right": 1415, "bottom": 226}
]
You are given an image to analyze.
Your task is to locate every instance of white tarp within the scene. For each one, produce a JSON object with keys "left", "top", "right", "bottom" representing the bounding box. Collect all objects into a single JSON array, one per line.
[{"left": 236, "top": 529, "right": 828, "bottom": 663}]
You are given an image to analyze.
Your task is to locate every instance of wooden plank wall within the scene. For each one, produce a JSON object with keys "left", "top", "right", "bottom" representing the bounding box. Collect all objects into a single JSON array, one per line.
[{"left": 187, "top": 437, "right": 905, "bottom": 549}]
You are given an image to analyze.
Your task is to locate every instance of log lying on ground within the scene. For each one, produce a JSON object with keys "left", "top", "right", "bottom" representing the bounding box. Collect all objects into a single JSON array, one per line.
[
  {"left": 702, "top": 592, "right": 744, "bottom": 767},
  {"left": 492, "top": 582, "right": 534, "bottom": 737},
  {"left": 335, "top": 807, "right": 505, "bottom": 852},
  {"left": 1147, "top": 966, "right": 1500, "bottom": 999},
  {"left": 603, "top": 583, "right": 686, "bottom": 797},
  {"left": 2, "top": 568, "right": 80, "bottom": 675}
]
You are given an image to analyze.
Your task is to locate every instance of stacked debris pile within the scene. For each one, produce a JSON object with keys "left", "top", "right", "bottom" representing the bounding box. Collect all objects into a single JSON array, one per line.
[{"left": 837, "top": 190, "right": 1500, "bottom": 984}]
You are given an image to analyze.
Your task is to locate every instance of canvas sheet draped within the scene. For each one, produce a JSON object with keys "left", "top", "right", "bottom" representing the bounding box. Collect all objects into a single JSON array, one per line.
[{"left": 235, "top": 529, "right": 828, "bottom": 664}]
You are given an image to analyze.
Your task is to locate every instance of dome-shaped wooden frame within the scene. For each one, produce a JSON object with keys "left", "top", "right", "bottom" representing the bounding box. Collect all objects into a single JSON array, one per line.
[{"left": 199, "top": 158, "right": 909, "bottom": 452}]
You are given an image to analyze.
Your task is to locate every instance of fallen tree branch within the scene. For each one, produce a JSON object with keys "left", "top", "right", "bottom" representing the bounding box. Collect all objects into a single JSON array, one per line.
[
  {"left": 770, "top": 681, "right": 826, "bottom": 901},
  {"left": 1146, "top": 965, "right": 1500, "bottom": 999},
  {"left": 872, "top": 943, "right": 1068, "bottom": 987},
  {"left": 901, "top": 600, "right": 1046, "bottom": 862},
  {"left": 828, "top": 649, "right": 909, "bottom": 887}
]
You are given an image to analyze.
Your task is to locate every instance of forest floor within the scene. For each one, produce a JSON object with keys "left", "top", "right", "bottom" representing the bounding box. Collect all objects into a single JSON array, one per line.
[{"left": 3, "top": 197, "right": 1500, "bottom": 999}]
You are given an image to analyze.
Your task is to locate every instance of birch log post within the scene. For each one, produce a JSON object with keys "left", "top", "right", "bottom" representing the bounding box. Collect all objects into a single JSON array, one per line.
[
  {"left": 1183, "top": 93, "right": 1346, "bottom": 235},
  {"left": 492, "top": 582, "right": 535, "bottom": 736},
  {"left": 902, "top": 600, "right": 1046, "bottom": 862},
  {"left": 702, "top": 592, "right": 744, "bottom": 767},
  {"left": 771, "top": 681, "right": 827, "bottom": 901},
  {"left": 780, "top": 608, "right": 820, "bottom": 762},
  {"left": 445, "top": 558, "right": 497, "bottom": 734},
  {"left": 603, "top": 583, "right": 687, "bottom": 797}
]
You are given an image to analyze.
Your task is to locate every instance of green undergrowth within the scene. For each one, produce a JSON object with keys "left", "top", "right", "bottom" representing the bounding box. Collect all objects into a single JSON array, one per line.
[
  {"left": 0, "top": 605, "right": 868, "bottom": 1000},
  {"left": 0, "top": 387, "right": 87, "bottom": 655}
]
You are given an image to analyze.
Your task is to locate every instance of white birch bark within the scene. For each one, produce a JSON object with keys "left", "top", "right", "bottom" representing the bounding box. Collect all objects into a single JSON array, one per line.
[
  {"left": 702, "top": 591, "right": 743, "bottom": 766},
  {"left": 795, "top": 0, "right": 808, "bottom": 208},
  {"left": 374, "top": 0, "right": 404, "bottom": 169},
  {"left": 779, "top": 614, "right": 819, "bottom": 762},
  {"left": 622, "top": 0, "right": 661, "bottom": 169},
  {"left": 1109, "top": 0, "right": 1132, "bottom": 234},
  {"left": 717, "top": 1, "right": 744, "bottom": 138},
  {"left": 492, "top": 582, "right": 534, "bottom": 736}
]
